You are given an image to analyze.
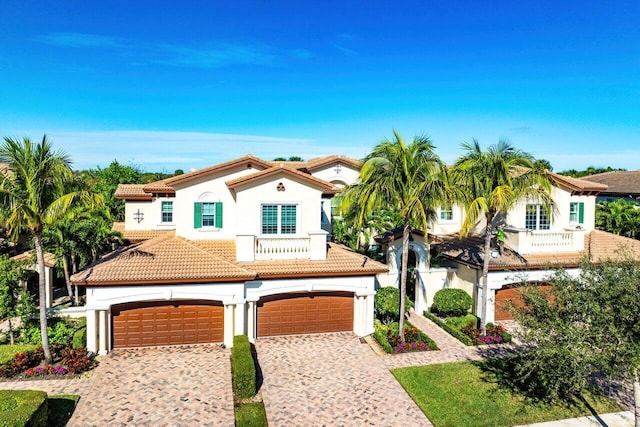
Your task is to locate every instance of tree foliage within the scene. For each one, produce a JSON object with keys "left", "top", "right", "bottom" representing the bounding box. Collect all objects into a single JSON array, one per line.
[
  {"left": 342, "top": 130, "right": 449, "bottom": 342},
  {"left": 512, "top": 257, "right": 640, "bottom": 422},
  {"left": 452, "top": 139, "right": 553, "bottom": 332},
  {"left": 0, "top": 255, "right": 27, "bottom": 344},
  {"left": 81, "top": 160, "right": 142, "bottom": 221},
  {"left": 596, "top": 200, "right": 640, "bottom": 239},
  {"left": 557, "top": 166, "right": 626, "bottom": 178}
]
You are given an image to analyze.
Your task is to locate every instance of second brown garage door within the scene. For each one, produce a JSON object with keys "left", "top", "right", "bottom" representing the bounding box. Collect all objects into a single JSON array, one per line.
[
  {"left": 257, "top": 292, "right": 354, "bottom": 337},
  {"left": 495, "top": 284, "right": 553, "bottom": 321},
  {"left": 112, "top": 300, "right": 224, "bottom": 348}
]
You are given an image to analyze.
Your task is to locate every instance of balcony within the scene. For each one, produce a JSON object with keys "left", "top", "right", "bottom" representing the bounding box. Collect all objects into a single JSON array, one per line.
[
  {"left": 236, "top": 230, "right": 328, "bottom": 262},
  {"left": 503, "top": 227, "right": 585, "bottom": 255}
]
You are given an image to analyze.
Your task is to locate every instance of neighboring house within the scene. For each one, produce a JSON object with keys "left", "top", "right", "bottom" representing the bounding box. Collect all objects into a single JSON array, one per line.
[
  {"left": 581, "top": 170, "right": 640, "bottom": 204},
  {"left": 70, "top": 155, "right": 385, "bottom": 354},
  {"left": 425, "top": 172, "right": 640, "bottom": 323},
  {"left": 11, "top": 251, "right": 57, "bottom": 308}
]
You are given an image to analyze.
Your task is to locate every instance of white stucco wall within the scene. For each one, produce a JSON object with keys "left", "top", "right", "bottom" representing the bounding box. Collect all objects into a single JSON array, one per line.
[{"left": 310, "top": 162, "right": 360, "bottom": 187}]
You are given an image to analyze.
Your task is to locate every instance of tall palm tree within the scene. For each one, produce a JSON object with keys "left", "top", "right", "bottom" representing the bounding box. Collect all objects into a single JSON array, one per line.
[
  {"left": 0, "top": 135, "right": 101, "bottom": 361},
  {"left": 453, "top": 139, "right": 553, "bottom": 334},
  {"left": 343, "top": 130, "right": 449, "bottom": 342}
]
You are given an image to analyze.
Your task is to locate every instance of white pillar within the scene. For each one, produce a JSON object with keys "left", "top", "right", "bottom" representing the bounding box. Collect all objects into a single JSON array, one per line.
[
  {"left": 356, "top": 291, "right": 376, "bottom": 336},
  {"left": 86, "top": 309, "right": 97, "bottom": 353},
  {"left": 352, "top": 295, "right": 362, "bottom": 336},
  {"left": 246, "top": 300, "right": 257, "bottom": 343},
  {"left": 364, "top": 291, "right": 375, "bottom": 335},
  {"left": 45, "top": 266, "right": 54, "bottom": 308},
  {"left": 98, "top": 310, "right": 108, "bottom": 355},
  {"left": 234, "top": 301, "right": 246, "bottom": 336},
  {"left": 223, "top": 303, "right": 234, "bottom": 348}
]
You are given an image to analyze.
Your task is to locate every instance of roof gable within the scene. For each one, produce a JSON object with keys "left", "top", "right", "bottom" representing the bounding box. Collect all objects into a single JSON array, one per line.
[
  {"left": 225, "top": 165, "right": 337, "bottom": 193},
  {"left": 163, "top": 155, "right": 272, "bottom": 187}
]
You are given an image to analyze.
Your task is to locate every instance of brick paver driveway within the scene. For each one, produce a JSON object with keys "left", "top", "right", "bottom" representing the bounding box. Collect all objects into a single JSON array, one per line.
[
  {"left": 1, "top": 344, "right": 235, "bottom": 426},
  {"left": 256, "top": 332, "right": 431, "bottom": 426}
]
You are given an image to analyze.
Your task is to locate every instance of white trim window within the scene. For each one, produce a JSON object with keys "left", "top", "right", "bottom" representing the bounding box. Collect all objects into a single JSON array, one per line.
[
  {"left": 569, "top": 202, "right": 584, "bottom": 225},
  {"left": 262, "top": 204, "right": 297, "bottom": 235},
  {"left": 161, "top": 201, "right": 173, "bottom": 223},
  {"left": 525, "top": 204, "right": 550, "bottom": 230},
  {"left": 439, "top": 205, "right": 454, "bottom": 221}
]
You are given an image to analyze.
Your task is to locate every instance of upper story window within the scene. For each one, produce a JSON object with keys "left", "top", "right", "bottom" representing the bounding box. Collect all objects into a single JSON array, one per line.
[
  {"left": 262, "top": 204, "right": 297, "bottom": 235},
  {"left": 194, "top": 193, "right": 223, "bottom": 229},
  {"left": 161, "top": 201, "right": 173, "bottom": 223},
  {"left": 569, "top": 202, "right": 584, "bottom": 225},
  {"left": 439, "top": 206, "right": 454, "bottom": 221},
  {"left": 525, "top": 204, "right": 550, "bottom": 230}
]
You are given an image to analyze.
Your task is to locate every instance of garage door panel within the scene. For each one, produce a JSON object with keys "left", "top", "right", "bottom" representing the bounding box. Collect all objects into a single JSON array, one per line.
[
  {"left": 495, "top": 285, "right": 553, "bottom": 321},
  {"left": 112, "top": 300, "right": 224, "bottom": 348},
  {"left": 258, "top": 292, "right": 354, "bottom": 337}
]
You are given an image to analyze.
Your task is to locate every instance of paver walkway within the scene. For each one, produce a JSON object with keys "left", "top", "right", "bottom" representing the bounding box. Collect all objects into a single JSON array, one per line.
[
  {"left": 0, "top": 344, "right": 235, "bottom": 426},
  {"left": 256, "top": 332, "right": 432, "bottom": 426}
]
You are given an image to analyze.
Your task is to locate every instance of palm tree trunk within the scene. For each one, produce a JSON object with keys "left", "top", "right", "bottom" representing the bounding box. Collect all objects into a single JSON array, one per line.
[
  {"left": 33, "top": 233, "right": 52, "bottom": 362},
  {"left": 634, "top": 367, "right": 640, "bottom": 427},
  {"left": 62, "top": 256, "right": 73, "bottom": 305},
  {"left": 399, "top": 220, "right": 410, "bottom": 344},
  {"left": 480, "top": 218, "right": 493, "bottom": 336},
  {"left": 7, "top": 318, "right": 14, "bottom": 345}
]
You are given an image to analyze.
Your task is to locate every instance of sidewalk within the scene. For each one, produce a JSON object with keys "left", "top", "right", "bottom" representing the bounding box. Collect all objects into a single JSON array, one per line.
[{"left": 516, "top": 411, "right": 634, "bottom": 426}]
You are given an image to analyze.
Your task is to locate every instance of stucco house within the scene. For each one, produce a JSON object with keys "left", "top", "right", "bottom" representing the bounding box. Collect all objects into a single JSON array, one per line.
[
  {"left": 70, "top": 155, "right": 385, "bottom": 354},
  {"left": 424, "top": 172, "right": 640, "bottom": 324},
  {"left": 581, "top": 170, "right": 640, "bottom": 204}
]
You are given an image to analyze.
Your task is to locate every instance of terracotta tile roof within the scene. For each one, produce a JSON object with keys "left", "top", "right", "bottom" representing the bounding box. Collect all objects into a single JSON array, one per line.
[
  {"left": 163, "top": 155, "right": 272, "bottom": 186},
  {"left": 112, "top": 222, "right": 169, "bottom": 242},
  {"left": 142, "top": 179, "right": 175, "bottom": 194},
  {"left": 236, "top": 243, "right": 388, "bottom": 278},
  {"left": 71, "top": 232, "right": 255, "bottom": 285},
  {"left": 581, "top": 170, "right": 640, "bottom": 196},
  {"left": 433, "top": 230, "right": 640, "bottom": 271},
  {"left": 114, "top": 184, "right": 152, "bottom": 200},
  {"left": 374, "top": 227, "right": 424, "bottom": 244},
  {"left": 548, "top": 171, "right": 608, "bottom": 194},
  {"left": 11, "top": 250, "right": 56, "bottom": 268},
  {"left": 71, "top": 237, "right": 387, "bottom": 286},
  {"left": 225, "top": 165, "right": 337, "bottom": 193},
  {"left": 303, "top": 155, "right": 363, "bottom": 171}
]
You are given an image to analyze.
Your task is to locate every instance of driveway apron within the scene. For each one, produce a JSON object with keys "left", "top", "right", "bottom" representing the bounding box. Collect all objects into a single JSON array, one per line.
[
  {"left": 0, "top": 345, "right": 234, "bottom": 426},
  {"left": 256, "top": 332, "right": 431, "bottom": 426}
]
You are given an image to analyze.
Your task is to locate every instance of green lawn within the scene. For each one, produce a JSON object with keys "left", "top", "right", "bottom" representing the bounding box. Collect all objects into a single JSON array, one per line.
[
  {"left": 235, "top": 402, "right": 268, "bottom": 427},
  {"left": 48, "top": 395, "right": 80, "bottom": 427},
  {"left": 392, "top": 361, "right": 621, "bottom": 427},
  {"left": 0, "top": 344, "right": 37, "bottom": 364}
]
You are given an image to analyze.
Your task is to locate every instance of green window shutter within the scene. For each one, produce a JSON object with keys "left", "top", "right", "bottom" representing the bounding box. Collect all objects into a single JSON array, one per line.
[
  {"left": 194, "top": 202, "right": 202, "bottom": 229},
  {"left": 578, "top": 202, "right": 584, "bottom": 224},
  {"left": 215, "top": 202, "right": 223, "bottom": 228}
]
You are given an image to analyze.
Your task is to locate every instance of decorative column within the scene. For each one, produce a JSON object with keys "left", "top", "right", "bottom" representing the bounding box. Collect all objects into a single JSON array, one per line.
[
  {"left": 246, "top": 299, "right": 258, "bottom": 343},
  {"left": 234, "top": 301, "right": 246, "bottom": 336},
  {"left": 98, "top": 310, "right": 108, "bottom": 355},
  {"left": 86, "top": 309, "right": 97, "bottom": 353},
  {"left": 223, "top": 302, "right": 235, "bottom": 348}
]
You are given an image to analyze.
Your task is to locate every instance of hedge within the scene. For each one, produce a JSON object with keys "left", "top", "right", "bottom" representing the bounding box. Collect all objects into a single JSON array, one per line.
[
  {"left": 231, "top": 335, "right": 256, "bottom": 399},
  {"left": 0, "top": 390, "right": 48, "bottom": 427},
  {"left": 423, "top": 311, "right": 476, "bottom": 346},
  {"left": 431, "top": 288, "right": 472, "bottom": 317}
]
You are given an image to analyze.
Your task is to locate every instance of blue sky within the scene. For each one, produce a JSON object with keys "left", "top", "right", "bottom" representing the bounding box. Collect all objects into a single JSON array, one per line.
[{"left": 1, "top": 1, "right": 638, "bottom": 172}]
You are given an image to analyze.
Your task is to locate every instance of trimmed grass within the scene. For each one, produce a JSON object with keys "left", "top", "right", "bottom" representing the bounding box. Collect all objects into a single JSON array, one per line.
[
  {"left": 0, "top": 344, "right": 37, "bottom": 364},
  {"left": 235, "top": 402, "right": 268, "bottom": 427},
  {"left": 48, "top": 394, "right": 80, "bottom": 427},
  {"left": 392, "top": 361, "right": 621, "bottom": 427}
]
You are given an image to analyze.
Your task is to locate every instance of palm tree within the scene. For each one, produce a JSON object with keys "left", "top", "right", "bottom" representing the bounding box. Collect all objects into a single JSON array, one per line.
[
  {"left": 453, "top": 139, "right": 553, "bottom": 334},
  {"left": 596, "top": 199, "right": 640, "bottom": 238},
  {"left": 343, "top": 130, "right": 449, "bottom": 342},
  {"left": 0, "top": 135, "right": 101, "bottom": 361}
]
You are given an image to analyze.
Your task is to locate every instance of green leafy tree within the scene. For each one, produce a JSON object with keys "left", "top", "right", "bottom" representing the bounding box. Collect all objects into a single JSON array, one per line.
[
  {"left": 596, "top": 200, "right": 640, "bottom": 239},
  {"left": 0, "top": 255, "right": 26, "bottom": 344},
  {"left": 0, "top": 135, "right": 102, "bottom": 361},
  {"left": 558, "top": 166, "right": 627, "bottom": 178},
  {"left": 81, "top": 160, "right": 141, "bottom": 221},
  {"left": 453, "top": 140, "right": 553, "bottom": 333},
  {"left": 512, "top": 257, "right": 640, "bottom": 425},
  {"left": 342, "top": 130, "right": 449, "bottom": 342}
]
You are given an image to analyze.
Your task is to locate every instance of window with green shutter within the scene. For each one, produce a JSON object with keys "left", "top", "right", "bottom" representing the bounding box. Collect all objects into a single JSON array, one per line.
[
  {"left": 569, "top": 202, "right": 584, "bottom": 224},
  {"left": 194, "top": 201, "right": 223, "bottom": 229}
]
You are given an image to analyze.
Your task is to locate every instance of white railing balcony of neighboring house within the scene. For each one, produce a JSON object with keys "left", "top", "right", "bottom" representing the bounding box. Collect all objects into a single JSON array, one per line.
[{"left": 503, "top": 227, "right": 585, "bottom": 255}]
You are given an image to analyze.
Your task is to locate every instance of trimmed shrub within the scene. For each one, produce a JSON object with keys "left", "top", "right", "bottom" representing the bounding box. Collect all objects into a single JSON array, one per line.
[
  {"left": 373, "top": 320, "right": 393, "bottom": 353},
  {"left": 373, "top": 320, "right": 438, "bottom": 353},
  {"left": 424, "top": 311, "right": 475, "bottom": 346},
  {"left": 72, "top": 327, "right": 86, "bottom": 349},
  {"left": 431, "top": 288, "right": 472, "bottom": 317},
  {"left": 0, "top": 390, "right": 48, "bottom": 427},
  {"left": 444, "top": 314, "right": 478, "bottom": 331},
  {"left": 231, "top": 335, "right": 256, "bottom": 399},
  {"left": 374, "top": 287, "right": 414, "bottom": 324},
  {"left": 60, "top": 347, "right": 94, "bottom": 374}
]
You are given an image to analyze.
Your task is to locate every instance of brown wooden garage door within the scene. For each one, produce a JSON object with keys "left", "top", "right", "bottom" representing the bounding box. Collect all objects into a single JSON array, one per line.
[
  {"left": 112, "top": 300, "right": 224, "bottom": 348},
  {"left": 257, "top": 292, "right": 353, "bottom": 337},
  {"left": 495, "top": 284, "right": 553, "bottom": 321}
]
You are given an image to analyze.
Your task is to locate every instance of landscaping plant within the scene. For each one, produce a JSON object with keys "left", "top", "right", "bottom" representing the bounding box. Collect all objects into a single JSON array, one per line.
[
  {"left": 431, "top": 288, "right": 472, "bottom": 317},
  {"left": 374, "top": 287, "right": 413, "bottom": 324}
]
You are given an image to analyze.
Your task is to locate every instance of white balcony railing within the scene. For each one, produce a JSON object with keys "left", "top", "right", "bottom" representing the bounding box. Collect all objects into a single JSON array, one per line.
[
  {"left": 504, "top": 227, "right": 585, "bottom": 254},
  {"left": 255, "top": 237, "right": 311, "bottom": 260}
]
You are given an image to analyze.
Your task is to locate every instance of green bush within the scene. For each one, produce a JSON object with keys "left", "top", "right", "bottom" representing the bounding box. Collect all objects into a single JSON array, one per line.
[
  {"left": 444, "top": 314, "right": 478, "bottom": 330},
  {"left": 374, "top": 287, "right": 414, "bottom": 324},
  {"left": 424, "top": 311, "right": 475, "bottom": 346},
  {"left": 0, "top": 389, "right": 48, "bottom": 427},
  {"left": 373, "top": 320, "right": 438, "bottom": 353},
  {"left": 431, "top": 288, "right": 472, "bottom": 317},
  {"left": 231, "top": 335, "right": 256, "bottom": 399},
  {"left": 72, "top": 327, "right": 86, "bottom": 349},
  {"left": 20, "top": 318, "right": 81, "bottom": 347},
  {"left": 373, "top": 320, "right": 393, "bottom": 353}
]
